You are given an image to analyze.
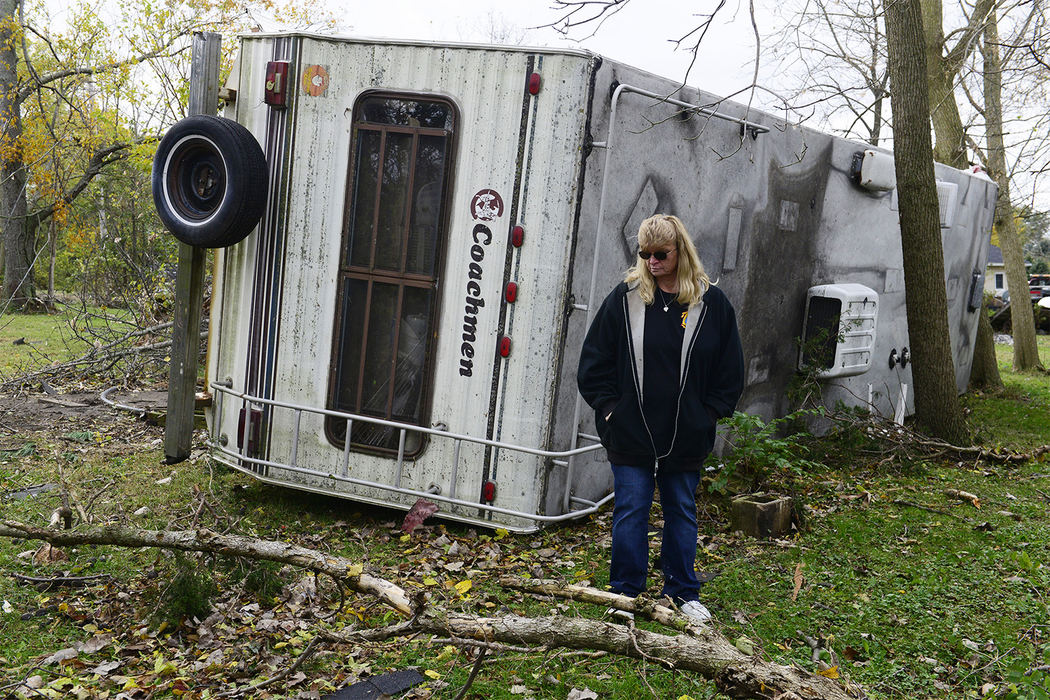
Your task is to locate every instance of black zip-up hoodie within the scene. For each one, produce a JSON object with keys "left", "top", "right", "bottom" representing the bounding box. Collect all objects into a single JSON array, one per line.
[{"left": 577, "top": 281, "right": 745, "bottom": 472}]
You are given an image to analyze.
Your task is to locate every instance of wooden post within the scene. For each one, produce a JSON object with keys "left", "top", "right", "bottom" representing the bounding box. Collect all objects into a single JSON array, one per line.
[{"left": 164, "top": 32, "right": 221, "bottom": 464}]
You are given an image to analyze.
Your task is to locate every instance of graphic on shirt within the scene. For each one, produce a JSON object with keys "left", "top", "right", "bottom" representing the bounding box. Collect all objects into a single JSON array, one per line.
[{"left": 681, "top": 310, "right": 688, "bottom": 329}]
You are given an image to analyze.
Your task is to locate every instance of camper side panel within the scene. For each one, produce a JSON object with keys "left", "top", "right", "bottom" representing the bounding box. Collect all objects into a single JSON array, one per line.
[
  {"left": 209, "top": 36, "right": 593, "bottom": 529},
  {"left": 548, "top": 59, "right": 995, "bottom": 512}
]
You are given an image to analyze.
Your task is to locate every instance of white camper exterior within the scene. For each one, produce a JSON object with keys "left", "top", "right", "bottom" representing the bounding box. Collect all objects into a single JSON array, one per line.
[{"left": 200, "top": 33, "right": 996, "bottom": 531}]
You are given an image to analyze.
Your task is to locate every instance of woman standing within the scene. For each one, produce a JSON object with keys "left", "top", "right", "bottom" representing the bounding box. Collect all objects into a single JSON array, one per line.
[{"left": 577, "top": 214, "right": 744, "bottom": 624}]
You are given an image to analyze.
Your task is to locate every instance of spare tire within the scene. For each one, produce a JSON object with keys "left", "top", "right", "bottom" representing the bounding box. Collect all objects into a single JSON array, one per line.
[{"left": 152, "top": 115, "right": 268, "bottom": 248}]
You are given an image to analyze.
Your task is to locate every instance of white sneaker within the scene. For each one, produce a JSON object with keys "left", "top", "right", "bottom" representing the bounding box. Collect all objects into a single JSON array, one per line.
[{"left": 679, "top": 600, "right": 712, "bottom": 626}]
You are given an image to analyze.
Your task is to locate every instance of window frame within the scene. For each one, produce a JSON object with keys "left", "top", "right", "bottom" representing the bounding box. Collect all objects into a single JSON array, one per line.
[{"left": 325, "top": 91, "right": 458, "bottom": 458}]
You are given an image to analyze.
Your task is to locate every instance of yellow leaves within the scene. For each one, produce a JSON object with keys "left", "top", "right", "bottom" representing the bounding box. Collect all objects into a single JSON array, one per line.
[
  {"left": 434, "top": 645, "right": 457, "bottom": 662},
  {"left": 424, "top": 669, "right": 442, "bottom": 680},
  {"left": 495, "top": 528, "right": 509, "bottom": 540},
  {"left": 153, "top": 653, "right": 178, "bottom": 676},
  {"left": 453, "top": 579, "right": 472, "bottom": 597},
  {"left": 790, "top": 562, "right": 804, "bottom": 602},
  {"left": 817, "top": 665, "right": 841, "bottom": 679}
]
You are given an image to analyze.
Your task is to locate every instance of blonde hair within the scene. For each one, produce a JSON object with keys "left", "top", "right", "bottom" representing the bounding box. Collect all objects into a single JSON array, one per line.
[{"left": 625, "top": 214, "right": 710, "bottom": 306}]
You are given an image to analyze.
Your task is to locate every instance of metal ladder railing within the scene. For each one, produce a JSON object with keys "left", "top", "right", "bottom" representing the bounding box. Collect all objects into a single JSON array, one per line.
[{"left": 208, "top": 382, "right": 608, "bottom": 529}]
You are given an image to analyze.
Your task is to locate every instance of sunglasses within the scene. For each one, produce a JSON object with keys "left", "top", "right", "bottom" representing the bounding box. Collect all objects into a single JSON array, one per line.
[{"left": 639, "top": 249, "right": 674, "bottom": 260}]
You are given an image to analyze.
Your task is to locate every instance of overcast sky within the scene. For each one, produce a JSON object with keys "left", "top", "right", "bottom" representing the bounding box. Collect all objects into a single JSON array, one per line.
[
  {"left": 325, "top": 1, "right": 1048, "bottom": 209},
  {"left": 332, "top": 0, "right": 767, "bottom": 102}
]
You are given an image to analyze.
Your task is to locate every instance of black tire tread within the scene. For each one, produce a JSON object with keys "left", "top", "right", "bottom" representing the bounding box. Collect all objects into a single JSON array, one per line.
[{"left": 152, "top": 115, "right": 268, "bottom": 248}]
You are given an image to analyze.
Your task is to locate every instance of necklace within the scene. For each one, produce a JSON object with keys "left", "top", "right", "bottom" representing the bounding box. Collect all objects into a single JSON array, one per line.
[{"left": 658, "top": 287, "right": 676, "bottom": 312}]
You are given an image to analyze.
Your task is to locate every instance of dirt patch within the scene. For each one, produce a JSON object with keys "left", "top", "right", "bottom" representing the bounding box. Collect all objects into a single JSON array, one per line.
[{"left": 0, "top": 390, "right": 169, "bottom": 437}]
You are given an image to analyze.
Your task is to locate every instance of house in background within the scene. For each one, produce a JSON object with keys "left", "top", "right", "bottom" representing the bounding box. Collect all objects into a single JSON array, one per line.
[
  {"left": 985, "top": 243, "right": 1040, "bottom": 301},
  {"left": 985, "top": 244, "right": 1007, "bottom": 298}
]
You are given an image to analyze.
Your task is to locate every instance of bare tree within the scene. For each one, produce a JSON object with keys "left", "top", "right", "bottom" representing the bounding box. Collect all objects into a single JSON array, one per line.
[
  {"left": 980, "top": 4, "right": 1045, "bottom": 371},
  {"left": 767, "top": 0, "right": 890, "bottom": 145},
  {"left": 921, "top": 0, "right": 994, "bottom": 166},
  {"left": 885, "top": 0, "right": 969, "bottom": 443},
  {"left": 912, "top": 0, "right": 1003, "bottom": 389}
]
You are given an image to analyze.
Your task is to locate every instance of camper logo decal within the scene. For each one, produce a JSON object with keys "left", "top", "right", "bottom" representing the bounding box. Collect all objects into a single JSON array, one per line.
[
  {"left": 470, "top": 189, "right": 504, "bottom": 221},
  {"left": 302, "top": 65, "right": 329, "bottom": 97}
]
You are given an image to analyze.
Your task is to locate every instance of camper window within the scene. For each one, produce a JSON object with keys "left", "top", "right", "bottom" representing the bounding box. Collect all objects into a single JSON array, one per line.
[{"left": 327, "top": 94, "right": 456, "bottom": 456}]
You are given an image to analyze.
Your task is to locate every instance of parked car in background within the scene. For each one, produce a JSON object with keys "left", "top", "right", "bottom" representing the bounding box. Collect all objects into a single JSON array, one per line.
[{"left": 1030, "top": 274, "right": 1050, "bottom": 299}]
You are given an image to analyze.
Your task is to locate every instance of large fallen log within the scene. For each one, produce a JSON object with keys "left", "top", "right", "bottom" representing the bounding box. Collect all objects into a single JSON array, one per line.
[
  {"left": 426, "top": 614, "right": 855, "bottom": 700},
  {"left": 0, "top": 520, "right": 862, "bottom": 699},
  {"left": 0, "top": 520, "right": 411, "bottom": 614}
]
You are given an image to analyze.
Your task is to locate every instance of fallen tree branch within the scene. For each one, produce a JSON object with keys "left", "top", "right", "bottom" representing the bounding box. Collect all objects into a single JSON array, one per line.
[
  {"left": 829, "top": 411, "right": 1050, "bottom": 465},
  {"left": 324, "top": 613, "right": 861, "bottom": 699},
  {"left": 0, "top": 520, "right": 412, "bottom": 615},
  {"left": 503, "top": 577, "right": 686, "bottom": 629},
  {"left": 452, "top": 647, "right": 487, "bottom": 700},
  {"left": 11, "top": 573, "right": 111, "bottom": 590},
  {"left": 0, "top": 521, "right": 864, "bottom": 699},
  {"left": 891, "top": 499, "right": 969, "bottom": 520},
  {"left": 0, "top": 321, "right": 204, "bottom": 392}
]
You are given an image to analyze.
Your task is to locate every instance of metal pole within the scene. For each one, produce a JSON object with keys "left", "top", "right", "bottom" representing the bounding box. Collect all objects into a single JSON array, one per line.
[{"left": 164, "top": 32, "right": 221, "bottom": 464}]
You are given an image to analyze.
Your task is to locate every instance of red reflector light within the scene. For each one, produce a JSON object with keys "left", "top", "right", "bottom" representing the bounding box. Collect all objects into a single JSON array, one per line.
[
  {"left": 505, "top": 282, "right": 518, "bottom": 303},
  {"left": 264, "top": 61, "right": 290, "bottom": 108},
  {"left": 512, "top": 225, "right": 524, "bottom": 247},
  {"left": 528, "top": 72, "right": 541, "bottom": 95},
  {"left": 499, "top": 336, "right": 512, "bottom": 357},
  {"left": 481, "top": 480, "right": 497, "bottom": 502}
]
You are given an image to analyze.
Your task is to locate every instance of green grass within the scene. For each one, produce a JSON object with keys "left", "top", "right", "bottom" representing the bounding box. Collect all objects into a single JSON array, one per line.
[
  {"left": 0, "top": 312, "right": 83, "bottom": 376},
  {"left": 0, "top": 307, "right": 140, "bottom": 378},
  {"left": 965, "top": 336, "right": 1050, "bottom": 449},
  {"left": 1, "top": 321, "right": 1049, "bottom": 698}
]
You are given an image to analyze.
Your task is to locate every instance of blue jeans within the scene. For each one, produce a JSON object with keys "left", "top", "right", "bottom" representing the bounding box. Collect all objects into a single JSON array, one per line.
[{"left": 609, "top": 464, "right": 701, "bottom": 603}]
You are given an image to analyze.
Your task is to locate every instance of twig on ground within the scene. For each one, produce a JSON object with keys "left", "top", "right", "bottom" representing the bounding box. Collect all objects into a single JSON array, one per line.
[
  {"left": 214, "top": 634, "right": 323, "bottom": 698},
  {"left": 891, "top": 500, "right": 970, "bottom": 520},
  {"left": 452, "top": 647, "right": 488, "bottom": 700},
  {"left": 11, "top": 573, "right": 111, "bottom": 589}
]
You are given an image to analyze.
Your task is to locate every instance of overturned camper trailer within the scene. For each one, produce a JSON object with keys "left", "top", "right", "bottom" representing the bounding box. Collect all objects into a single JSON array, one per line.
[{"left": 157, "top": 33, "right": 996, "bottom": 531}]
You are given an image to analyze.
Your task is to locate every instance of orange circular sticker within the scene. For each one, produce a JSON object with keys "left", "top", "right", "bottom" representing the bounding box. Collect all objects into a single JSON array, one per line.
[{"left": 302, "top": 65, "right": 329, "bottom": 97}]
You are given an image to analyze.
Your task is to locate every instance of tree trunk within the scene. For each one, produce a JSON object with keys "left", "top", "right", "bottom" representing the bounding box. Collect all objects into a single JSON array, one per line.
[
  {"left": 918, "top": 0, "right": 1003, "bottom": 392},
  {"left": 920, "top": 0, "right": 968, "bottom": 167},
  {"left": 885, "top": 0, "right": 969, "bottom": 444},
  {"left": 47, "top": 217, "right": 55, "bottom": 301},
  {"left": 968, "top": 298, "right": 1003, "bottom": 390},
  {"left": 0, "top": 0, "right": 34, "bottom": 308},
  {"left": 984, "top": 7, "right": 1043, "bottom": 371}
]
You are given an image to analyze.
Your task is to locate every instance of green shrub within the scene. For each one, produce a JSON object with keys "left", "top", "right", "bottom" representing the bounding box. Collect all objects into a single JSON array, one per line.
[
  {"left": 153, "top": 554, "right": 217, "bottom": 627},
  {"left": 242, "top": 560, "right": 284, "bottom": 606},
  {"left": 711, "top": 410, "right": 826, "bottom": 494}
]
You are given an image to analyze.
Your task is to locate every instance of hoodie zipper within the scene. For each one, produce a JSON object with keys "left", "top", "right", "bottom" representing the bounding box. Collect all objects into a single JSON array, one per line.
[{"left": 623, "top": 295, "right": 708, "bottom": 477}]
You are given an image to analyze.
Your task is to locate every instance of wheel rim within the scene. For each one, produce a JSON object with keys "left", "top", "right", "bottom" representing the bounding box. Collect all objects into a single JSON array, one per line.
[{"left": 163, "top": 135, "right": 228, "bottom": 224}]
